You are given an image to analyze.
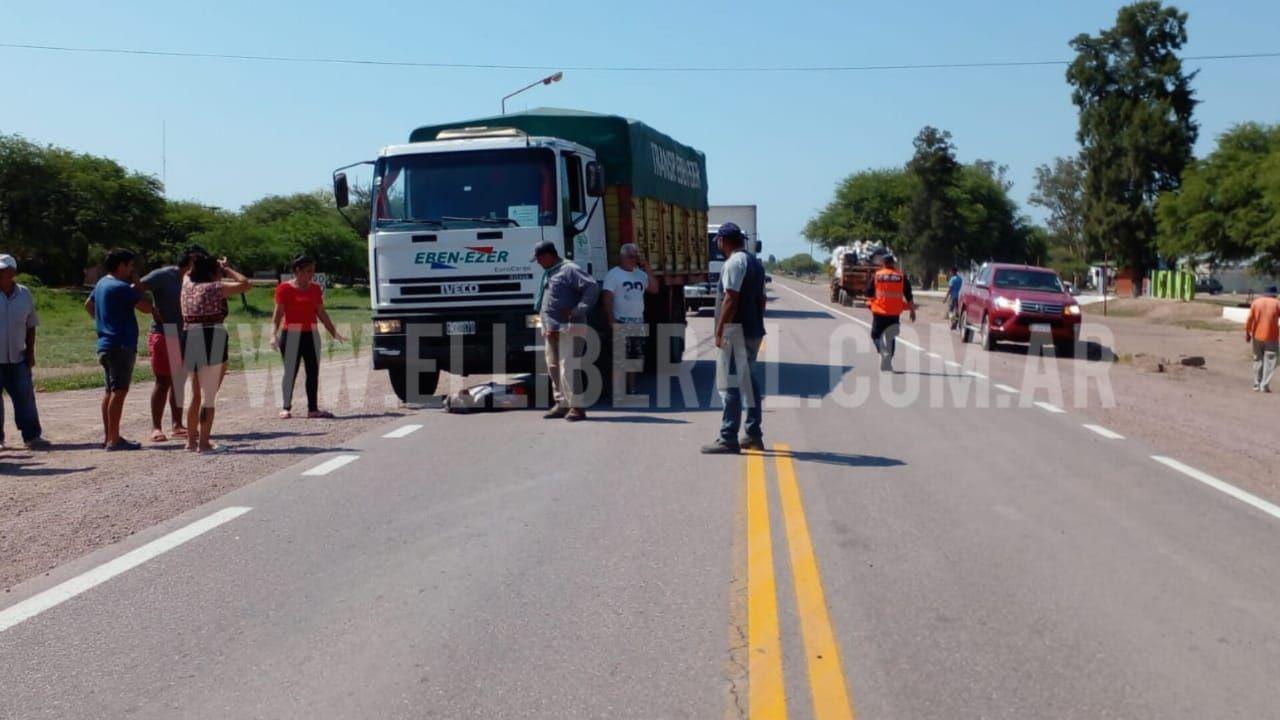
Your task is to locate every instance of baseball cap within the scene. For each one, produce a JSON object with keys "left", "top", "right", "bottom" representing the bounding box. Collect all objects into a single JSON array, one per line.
[
  {"left": 530, "top": 240, "right": 558, "bottom": 261},
  {"left": 1265, "top": 285, "right": 1278, "bottom": 297},
  {"left": 715, "top": 222, "right": 743, "bottom": 241},
  {"left": 0, "top": 254, "right": 16, "bottom": 271}
]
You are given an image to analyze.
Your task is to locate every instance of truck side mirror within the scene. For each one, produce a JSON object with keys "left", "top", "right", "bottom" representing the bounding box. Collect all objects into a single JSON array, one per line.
[
  {"left": 333, "top": 172, "right": 350, "bottom": 209},
  {"left": 585, "top": 161, "right": 605, "bottom": 198},
  {"left": 753, "top": 240, "right": 762, "bottom": 254}
]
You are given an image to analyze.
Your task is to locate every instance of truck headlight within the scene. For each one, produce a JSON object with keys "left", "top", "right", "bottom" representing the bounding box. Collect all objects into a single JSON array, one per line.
[
  {"left": 994, "top": 296, "right": 1020, "bottom": 312},
  {"left": 525, "top": 314, "right": 542, "bottom": 329},
  {"left": 374, "top": 319, "right": 403, "bottom": 334},
  {"left": 1064, "top": 305, "right": 1081, "bottom": 316}
]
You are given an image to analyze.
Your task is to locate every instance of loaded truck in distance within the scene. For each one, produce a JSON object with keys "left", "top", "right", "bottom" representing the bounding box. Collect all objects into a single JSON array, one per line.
[
  {"left": 684, "top": 204, "right": 758, "bottom": 313},
  {"left": 333, "top": 108, "right": 710, "bottom": 402}
]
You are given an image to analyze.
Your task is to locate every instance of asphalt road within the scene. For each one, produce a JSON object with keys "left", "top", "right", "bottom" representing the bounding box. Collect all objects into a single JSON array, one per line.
[{"left": 3, "top": 279, "right": 1279, "bottom": 719}]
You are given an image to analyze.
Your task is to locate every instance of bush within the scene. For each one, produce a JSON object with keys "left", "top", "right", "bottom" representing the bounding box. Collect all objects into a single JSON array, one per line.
[{"left": 15, "top": 272, "right": 43, "bottom": 288}]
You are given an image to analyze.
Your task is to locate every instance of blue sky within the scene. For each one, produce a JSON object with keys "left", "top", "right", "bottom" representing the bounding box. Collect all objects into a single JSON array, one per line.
[{"left": 3, "top": 0, "right": 1278, "bottom": 260}]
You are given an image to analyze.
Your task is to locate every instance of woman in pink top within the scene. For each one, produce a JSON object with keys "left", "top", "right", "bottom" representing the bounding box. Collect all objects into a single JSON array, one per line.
[{"left": 180, "top": 253, "right": 250, "bottom": 453}]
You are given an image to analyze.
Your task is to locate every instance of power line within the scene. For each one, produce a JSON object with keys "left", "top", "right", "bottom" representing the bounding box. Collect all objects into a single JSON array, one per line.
[{"left": 2, "top": 41, "right": 1279, "bottom": 73}]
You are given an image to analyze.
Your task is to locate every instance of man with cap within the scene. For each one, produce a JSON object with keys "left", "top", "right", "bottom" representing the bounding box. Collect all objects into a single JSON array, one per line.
[
  {"left": 1245, "top": 285, "right": 1280, "bottom": 392},
  {"left": 532, "top": 240, "right": 600, "bottom": 421},
  {"left": 0, "top": 254, "right": 51, "bottom": 450},
  {"left": 701, "top": 222, "right": 768, "bottom": 454},
  {"left": 865, "top": 253, "right": 916, "bottom": 372}
]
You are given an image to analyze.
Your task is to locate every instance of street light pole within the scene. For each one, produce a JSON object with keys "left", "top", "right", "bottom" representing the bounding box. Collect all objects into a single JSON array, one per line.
[{"left": 502, "top": 71, "right": 564, "bottom": 114}]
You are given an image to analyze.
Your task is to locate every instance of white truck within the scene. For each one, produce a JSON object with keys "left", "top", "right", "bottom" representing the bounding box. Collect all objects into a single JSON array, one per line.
[
  {"left": 334, "top": 108, "right": 710, "bottom": 401},
  {"left": 684, "top": 204, "right": 758, "bottom": 312}
]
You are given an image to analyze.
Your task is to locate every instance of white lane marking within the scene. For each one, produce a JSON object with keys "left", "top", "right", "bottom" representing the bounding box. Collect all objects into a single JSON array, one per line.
[
  {"left": 898, "top": 339, "right": 924, "bottom": 351},
  {"left": 1082, "top": 424, "right": 1124, "bottom": 440},
  {"left": 965, "top": 370, "right": 988, "bottom": 380},
  {"left": 302, "top": 454, "right": 360, "bottom": 476},
  {"left": 1034, "top": 401, "right": 1065, "bottom": 414},
  {"left": 994, "top": 383, "right": 1020, "bottom": 394},
  {"left": 1152, "top": 456, "right": 1280, "bottom": 522},
  {"left": 382, "top": 424, "right": 423, "bottom": 439},
  {"left": 778, "top": 283, "right": 870, "bottom": 328},
  {"left": 926, "top": 352, "right": 942, "bottom": 360},
  {"left": 945, "top": 361, "right": 962, "bottom": 369},
  {"left": 0, "top": 506, "right": 253, "bottom": 633}
]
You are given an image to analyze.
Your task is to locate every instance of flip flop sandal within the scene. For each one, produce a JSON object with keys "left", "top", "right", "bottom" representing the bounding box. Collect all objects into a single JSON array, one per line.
[
  {"left": 151, "top": 430, "right": 168, "bottom": 443},
  {"left": 279, "top": 410, "right": 293, "bottom": 419}
]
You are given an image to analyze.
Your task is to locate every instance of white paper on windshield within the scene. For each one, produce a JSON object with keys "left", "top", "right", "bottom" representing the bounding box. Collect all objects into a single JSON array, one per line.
[{"left": 507, "top": 205, "right": 539, "bottom": 227}]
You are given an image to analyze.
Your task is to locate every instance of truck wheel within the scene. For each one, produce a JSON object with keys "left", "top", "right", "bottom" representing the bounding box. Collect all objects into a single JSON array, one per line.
[
  {"left": 841, "top": 289, "right": 852, "bottom": 307},
  {"left": 388, "top": 368, "right": 440, "bottom": 403},
  {"left": 960, "top": 308, "right": 973, "bottom": 343},
  {"left": 980, "top": 315, "right": 996, "bottom": 351},
  {"left": 830, "top": 284, "right": 840, "bottom": 303}
]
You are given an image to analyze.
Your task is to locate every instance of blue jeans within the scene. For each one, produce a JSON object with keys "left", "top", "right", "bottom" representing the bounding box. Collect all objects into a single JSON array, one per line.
[
  {"left": 0, "top": 361, "right": 43, "bottom": 444},
  {"left": 718, "top": 335, "right": 764, "bottom": 444}
]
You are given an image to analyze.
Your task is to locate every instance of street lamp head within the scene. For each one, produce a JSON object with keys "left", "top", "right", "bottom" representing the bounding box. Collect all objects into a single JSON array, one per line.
[{"left": 544, "top": 71, "right": 564, "bottom": 85}]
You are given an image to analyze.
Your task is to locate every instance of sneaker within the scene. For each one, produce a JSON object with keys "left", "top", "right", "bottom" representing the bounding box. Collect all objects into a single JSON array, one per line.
[
  {"left": 740, "top": 436, "right": 765, "bottom": 451},
  {"left": 879, "top": 354, "right": 893, "bottom": 372},
  {"left": 565, "top": 409, "right": 587, "bottom": 422},
  {"left": 700, "top": 439, "right": 741, "bottom": 455},
  {"left": 105, "top": 438, "right": 142, "bottom": 452},
  {"left": 543, "top": 406, "right": 570, "bottom": 419},
  {"left": 24, "top": 437, "right": 52, "bottom": 450}
]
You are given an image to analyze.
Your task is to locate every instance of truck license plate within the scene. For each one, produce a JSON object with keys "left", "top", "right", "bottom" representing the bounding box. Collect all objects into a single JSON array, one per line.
[
  {"left": 1031, "top": 323, "right": 1051, "bottom": 335},
  {"left": 446, "top": 321, "right": 476, "bottom": 336}
]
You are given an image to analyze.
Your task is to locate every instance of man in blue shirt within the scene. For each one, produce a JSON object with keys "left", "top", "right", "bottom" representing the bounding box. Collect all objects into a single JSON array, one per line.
[
  {"left": 945, "top": 266, "right": 964, "bottom": 328},
  {"left": 85, "top": 248, "right": 153, "bottom": 451}
]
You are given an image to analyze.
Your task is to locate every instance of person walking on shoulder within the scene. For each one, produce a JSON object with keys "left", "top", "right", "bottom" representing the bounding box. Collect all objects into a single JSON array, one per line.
[
  {"left": 865, "top": 253, "right": 916, "bottom": 373},
  {"left": 1246, "top": 285, "right": 1280, "bottom": 393},
  {"left": 271, "top": 256, "right": 347, "bottom": 419},
  {"left": 533, "top": 240, "right": 599, "bottom": 422},
  {"left": 701, "top": 223, "right": 767, "bottom": 454},
  {"left": 602, "top": 243, "right": 658, "bottom": 397},
  {"left": 86, "top": 248, "right": 153, "bottom": 451},
  {"left": 0, "top": 254, "right": 51, "bottom": 451}
]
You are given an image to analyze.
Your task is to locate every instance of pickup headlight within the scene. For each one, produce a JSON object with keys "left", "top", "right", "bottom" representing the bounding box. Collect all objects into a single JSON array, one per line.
[
  {"left": 525, "top": 314, "right": 542, "bottom": 329},
  {"left": 1064, "top": 304, "right": 1082, "bottom": 316},
  {"left": 373, "top": 319, "right": 403, "bottom": 334},
  {"left": 994, "top": 296, "right": 1020, "bottom": 312}
]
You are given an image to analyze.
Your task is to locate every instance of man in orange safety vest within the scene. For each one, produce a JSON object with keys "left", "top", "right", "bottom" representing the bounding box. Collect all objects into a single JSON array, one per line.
[{"left": 864, "top": 254, "right": 917, "bottom": 372}]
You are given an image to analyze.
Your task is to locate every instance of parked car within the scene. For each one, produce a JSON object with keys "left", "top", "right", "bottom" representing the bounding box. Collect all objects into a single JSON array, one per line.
[
  {"left": 958, "top": 263, "right": 1082, "bottom": 354},
  {"left": 1195, "top": 277, "right": 1223, "bottom": 295}
]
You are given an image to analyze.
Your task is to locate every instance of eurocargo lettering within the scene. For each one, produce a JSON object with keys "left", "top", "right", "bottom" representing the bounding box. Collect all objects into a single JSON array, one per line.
[{"left": 333, "top": 108, "right": 710, "bottom": 401}]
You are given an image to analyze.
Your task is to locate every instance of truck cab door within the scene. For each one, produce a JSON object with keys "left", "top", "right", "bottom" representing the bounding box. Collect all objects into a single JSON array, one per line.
[{"left": 561, "top": 151, "right": 607, "bottom": 280}]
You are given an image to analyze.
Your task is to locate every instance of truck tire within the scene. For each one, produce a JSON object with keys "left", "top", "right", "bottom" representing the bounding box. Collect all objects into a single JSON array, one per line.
[
  {"left": 960, "top": 308, "right": 973, "bottom": 343},
  {"left": 980, "top": 314, "right": 996, "bottom": 351},
  {"left": 840, "top": 289, "right": 853, "bottom": 307},
  {"left": 830, "top": 283, "right": 840, "bottom": 303},
  {"left": 388, "top": 368, "right": 440, "bottom": 403}
]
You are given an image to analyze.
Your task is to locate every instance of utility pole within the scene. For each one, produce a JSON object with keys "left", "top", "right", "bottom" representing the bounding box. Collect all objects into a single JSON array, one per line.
[{"left": 161, "top": 120, "right": 167, "bottom": 195}]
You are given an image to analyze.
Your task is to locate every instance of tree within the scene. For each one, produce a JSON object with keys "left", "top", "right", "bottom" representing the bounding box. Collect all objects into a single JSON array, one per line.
[
  {"left": 1029, "top": 156, "right": 1091, "bottom": 284},
  {"left": 1067, "top": 1, "right": 1198, "bottom": 293},
  {"left": 802, "top": 168, "right": 912, "bottom": 252},
  {"left": 902, "top": 126, "right": 963, "bottom": 286},
  {"left": 1157, "top": 123, "right": 1280, "bottom": 273}
]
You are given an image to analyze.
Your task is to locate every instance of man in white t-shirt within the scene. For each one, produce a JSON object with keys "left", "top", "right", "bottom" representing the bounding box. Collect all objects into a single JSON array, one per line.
[{"left": 602, "top": 243, "right": 659, "bottom": 397}]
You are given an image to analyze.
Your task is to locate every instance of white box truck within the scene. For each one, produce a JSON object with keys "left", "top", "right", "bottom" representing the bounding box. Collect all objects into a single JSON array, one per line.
[{"left": 684, "top": 204, "right": 758, "bottom": 312}]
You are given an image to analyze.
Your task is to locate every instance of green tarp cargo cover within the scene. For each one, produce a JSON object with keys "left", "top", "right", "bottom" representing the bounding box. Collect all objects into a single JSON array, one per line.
[{"left": 409, "top": 107, "right": 708, "bottom": 211}]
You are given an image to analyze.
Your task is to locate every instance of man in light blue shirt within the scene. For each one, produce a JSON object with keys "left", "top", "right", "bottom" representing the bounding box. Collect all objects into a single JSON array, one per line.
[{"left": 0, "top": 254, "right": 50, "bottom": 450}]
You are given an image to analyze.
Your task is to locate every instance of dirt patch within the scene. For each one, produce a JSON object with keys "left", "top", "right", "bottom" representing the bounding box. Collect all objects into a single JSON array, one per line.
[{"left": 1, "top": 354, "right": 420, "bottom": 590}]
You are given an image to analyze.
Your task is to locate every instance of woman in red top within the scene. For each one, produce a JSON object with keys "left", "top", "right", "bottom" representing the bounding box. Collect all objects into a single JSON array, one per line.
[{"left": 271, "top": 256, "right": 346, "bottom": 418}]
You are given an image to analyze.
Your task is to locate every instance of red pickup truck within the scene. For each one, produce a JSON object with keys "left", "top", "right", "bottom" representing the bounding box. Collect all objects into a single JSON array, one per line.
[{"left": 958, "top": 263, "right": 1082, "bottom": 354}]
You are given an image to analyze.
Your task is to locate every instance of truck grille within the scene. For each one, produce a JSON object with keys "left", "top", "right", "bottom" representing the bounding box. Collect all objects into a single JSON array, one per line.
[{"left": 1019, "top": 301, "right": 1064, "bottom": 315}]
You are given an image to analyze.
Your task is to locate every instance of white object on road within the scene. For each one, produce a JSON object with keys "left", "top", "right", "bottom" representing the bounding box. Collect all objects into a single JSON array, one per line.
[
  {"left": 383, "top": 424, "right": 424, "bottom": 439},
  {"left": 0, "top": 506, "right": 253, "bottom": 633},
  {"left": 994, "top": 384, "right": 1020, "bottom": 394},
  {"left": 1082, "top": 424, "right": 1124, "bottom": 440},
  {"left": 302, "top": 454, "right": 360, "bottom": 476},
  {"left": 1152, "top": 455, "right": 1280, "bottom": 522},
  {"left": 1034, "top": 401, "right": 1066, "bottom": 414}
]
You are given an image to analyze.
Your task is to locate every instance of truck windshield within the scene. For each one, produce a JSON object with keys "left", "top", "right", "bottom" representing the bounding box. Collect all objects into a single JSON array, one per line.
[
  {"left": 993, "top": 269, "right": 1064, "bottom": 293},
  {"left": 374, "top": 148, "right": 557, "bottom": 229}
]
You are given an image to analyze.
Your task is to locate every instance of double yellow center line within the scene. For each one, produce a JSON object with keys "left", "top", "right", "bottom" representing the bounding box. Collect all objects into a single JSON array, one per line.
[{"left": 745, "top": 444, "right": 855, "bottom": 720}]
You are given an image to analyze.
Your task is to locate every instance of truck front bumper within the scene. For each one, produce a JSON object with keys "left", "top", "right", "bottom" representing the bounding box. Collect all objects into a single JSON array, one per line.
[{"left": 371, "top": 310, "right": 541, "bottom": 375}]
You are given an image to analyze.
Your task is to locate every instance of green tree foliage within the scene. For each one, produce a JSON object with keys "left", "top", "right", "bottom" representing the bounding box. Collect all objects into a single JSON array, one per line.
[
  {"left": 0, "top": 135, "right": 368, "bottom": 285},
  {"left": 1029, "top": 156, "right": 1093, "bottom": 284},
  {"left": 773, "top": 253, "right": 824, "bottom": 276},
  {"left": 1067, "top": 1, "right": 1198, "bottom": 290},
  {"left": 1156, "top": 123, "right": 1280, "bottom": 273},
  {"left": 903, "top": 127, "right": 963, "bottom": 284},
  {"left": 802, "top": 169, "right": 912, "bottom": 251}
]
